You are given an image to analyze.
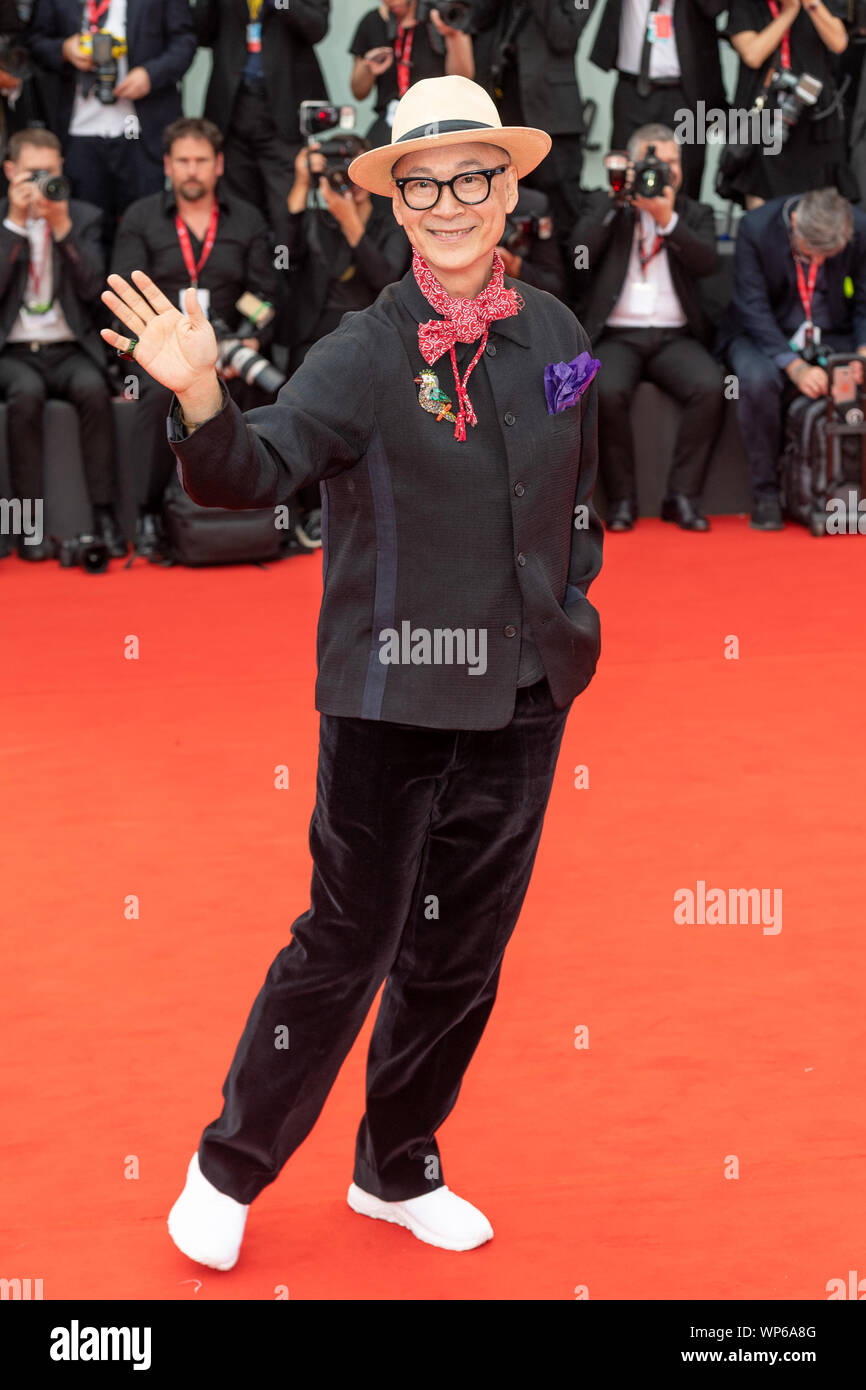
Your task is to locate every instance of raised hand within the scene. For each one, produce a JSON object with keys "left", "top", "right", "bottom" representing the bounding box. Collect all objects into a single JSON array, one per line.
[{"left": 100, "top": 270, "right": 219, "bottom": 397}]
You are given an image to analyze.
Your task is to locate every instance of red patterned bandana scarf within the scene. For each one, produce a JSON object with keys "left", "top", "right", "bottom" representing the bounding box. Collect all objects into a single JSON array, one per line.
[{"left": 413, "top": 249, "right": 524, "bottom": 441}]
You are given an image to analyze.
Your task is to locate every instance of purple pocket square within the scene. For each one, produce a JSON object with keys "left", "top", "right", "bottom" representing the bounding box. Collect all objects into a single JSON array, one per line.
[{"left": 544, "top": 351, "right": 601, "bottom": 415}]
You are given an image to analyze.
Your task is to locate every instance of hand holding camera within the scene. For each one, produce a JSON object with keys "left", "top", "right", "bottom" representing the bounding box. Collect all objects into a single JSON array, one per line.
[
  {"left": 7, "top": 169, "right": 72, "bottom": 234},
  {"left": 604, "top": 145, "right": 675, "bottom": 224}
]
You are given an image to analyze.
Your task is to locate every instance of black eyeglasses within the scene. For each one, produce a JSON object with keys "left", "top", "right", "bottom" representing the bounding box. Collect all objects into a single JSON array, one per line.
[{"left": 394, "top": 165, "right": 509, "bottom": 211}]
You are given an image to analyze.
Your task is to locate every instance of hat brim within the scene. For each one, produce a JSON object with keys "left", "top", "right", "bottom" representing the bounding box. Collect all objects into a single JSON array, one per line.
[{"left": 347, "top": 126, "right": 552, "bottom": 198}]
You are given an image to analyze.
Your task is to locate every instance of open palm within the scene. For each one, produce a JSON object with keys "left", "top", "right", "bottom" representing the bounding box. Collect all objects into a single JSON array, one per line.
[{"left": 101, "top": 270, "right": 218, "bottom": 395}]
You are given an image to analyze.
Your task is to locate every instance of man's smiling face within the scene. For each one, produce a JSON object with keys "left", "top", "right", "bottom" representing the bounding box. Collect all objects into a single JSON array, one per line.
[{"left": 390, "top": 140, "right": 518, "bottom": 295}]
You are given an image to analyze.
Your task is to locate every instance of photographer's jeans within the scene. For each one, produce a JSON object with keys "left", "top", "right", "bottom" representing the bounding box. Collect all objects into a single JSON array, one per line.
[{"left": 197, "top": 676, "right": 572, "bottom": 1206}]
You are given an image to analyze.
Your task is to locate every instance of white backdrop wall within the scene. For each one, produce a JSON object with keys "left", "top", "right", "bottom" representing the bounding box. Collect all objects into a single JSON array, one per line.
[{"left": 181, "top": 2, "right": 738, "bottom": 212}]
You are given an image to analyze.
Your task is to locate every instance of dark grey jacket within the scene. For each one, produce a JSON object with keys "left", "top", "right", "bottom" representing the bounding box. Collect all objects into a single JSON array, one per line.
[{"left": 167, "top": 266, "right": 603, "bottom": 730}]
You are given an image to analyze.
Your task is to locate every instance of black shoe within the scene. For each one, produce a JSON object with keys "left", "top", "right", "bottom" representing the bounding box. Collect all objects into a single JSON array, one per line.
[
  {"left": 94, "top": 506, "right": 129, "bottom": 558},
  {"left": 661, "top": 494, "right": 710, "bottom": 531},
  {"left": 750, "top": 496, "right": 784, "bottom": 530},
  {"left": 15, "top": 534, "right": 55, "bottom": 561},
  {"left": 135, "top": 511, "right": 166, "bottom": 562},
  {"left": 606, "top": 499, "right": 636, "bottom": 532}
]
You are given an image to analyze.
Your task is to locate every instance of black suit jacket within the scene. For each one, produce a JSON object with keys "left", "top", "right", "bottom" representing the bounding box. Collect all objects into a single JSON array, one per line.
[
  {"left": 718, "top": 195, "right": 866, "bottom": 361},
  {"left": 194, "top": 0, "right": 329, "bottom": 146},
  {"left": 27, "top": 0, "right": 196, "bottom": 166},
  {"left": 0, "top": 195, "right": 106, "bottom": 368},
  {"left": 589, "top": 0, "right": 727, "bottom": 111},
  {"left": 167, "top": 267, "right": 603, "bottom": 730},
  {"left": 570, "top": 189, "right": 719, "bottom": 346},
  {"left": 472, "top": 0, "right": 589, "bottom": 136}
]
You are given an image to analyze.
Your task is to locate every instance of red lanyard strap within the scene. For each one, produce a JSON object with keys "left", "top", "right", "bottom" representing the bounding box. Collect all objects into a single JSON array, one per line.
[
  {"left": 394, "top": 24, "right": 415, "bottom": 98},
  {"left": 795, "top": 253, "right": 818, "bottom": 322},
  {"left": 174, "top": 200, "right": 220, "bottom": 286},
  {"left": 26, "top": 223, "right": 52, "bottom": 306},
  {"left": 638, "top": 229, "right": 664, "bottom": 274},
  {"left": 87, "top": 0, "right": 111, "bottom": 32},
  {"left": 766, "top": 0, "right": 792, "bottom": 71}
]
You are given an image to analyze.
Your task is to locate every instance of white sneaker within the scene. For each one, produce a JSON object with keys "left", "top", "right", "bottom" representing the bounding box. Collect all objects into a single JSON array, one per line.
[
  {"left": 347, "top": 1182, "right": 494, "bottom": 1251},
  {"left": 167, "top": 1153, "right": 249, "bottom": 1271}
]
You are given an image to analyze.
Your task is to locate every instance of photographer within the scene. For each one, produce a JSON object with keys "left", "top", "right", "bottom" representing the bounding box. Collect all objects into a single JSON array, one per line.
[
  {"left": 471, "top": 0, "right": 590, "bottom": 246},
  {"left": 717, "top": 186, "right": 866, "bottom": 527},
  {"left": 0, "top": 127, "right": 123, "bottom": 561},
  {"left": 721, "top": 0, "right": 854, "bottom": 208},
  {"left": 350, "top": 2, "right": 474, "bottom": 150},
  {"left": 26, "top": 1, "right": 196, "bottom": 254},
  {"left": 589, "top": 0, "right": 728, "bottom": 201},
  {"left": 109, "top": 117, "right": 282, "bottom": 560},
  {"left": 570, "top": 123, "right": 724, "bottom": 531},
  {"left": 282, "top": 135, "right": 411, "bottom": 546},
  {"left": 194, "top": 0, "right": 330, "bottom": 242},
  {"left": 495, "top": 183, "right": 564, "bottom": 295}
]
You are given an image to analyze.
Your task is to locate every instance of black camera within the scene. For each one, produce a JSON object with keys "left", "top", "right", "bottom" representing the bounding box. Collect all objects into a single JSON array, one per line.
[
  {"left": 317, "top": 133, "right": 368, "bottom": 195},
  {"left": 502, "top": 212, "right": 540, "bottom": 259},
  {"left": 766, "top": 68, "right": 823, "bottom": 143},
  {"left": 56, "top": 534, "right": 110, "bottom": 573},
  {"left": 630, "top": 145, "right": 671, "bottom": 199},
  {"left": 91, "top": 31, "right": 118, "bottom": 104},
  {"left": 604, "top": 145, "right": 671, "bottom": 207},
  {"left": 212, "top": 292, "right": 286, "bottom": 396},
  {"left": 299, "top": 100, "right": 356, "bottom": 140},
  {"left": 29, "top": 169, "right": 71, "bottom": 201},
  {"left": 416, "top": 1, "right": 472, "bottom": 29}
]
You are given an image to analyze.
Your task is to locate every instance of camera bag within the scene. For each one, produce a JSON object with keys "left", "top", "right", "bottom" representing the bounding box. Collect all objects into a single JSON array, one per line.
[
  {"left": 779, "top": 353, "right": 866, "bottom": 535},
  {"left": 159, "top": 469, "right": 298, "bottom": 566}
]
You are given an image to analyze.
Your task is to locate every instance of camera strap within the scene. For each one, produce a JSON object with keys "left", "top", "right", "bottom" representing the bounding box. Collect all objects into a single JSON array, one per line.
[
  {"left": 765, "top": 2, "right": 791, "bottom": 70},
  {"left": 175, "top": 200, "right": 219, "bottom": 287}
]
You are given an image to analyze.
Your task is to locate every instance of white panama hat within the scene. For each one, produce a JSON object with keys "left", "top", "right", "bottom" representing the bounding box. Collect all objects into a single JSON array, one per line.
[{"left": 347, "top": 75, "right": 552, "bottom": 198}]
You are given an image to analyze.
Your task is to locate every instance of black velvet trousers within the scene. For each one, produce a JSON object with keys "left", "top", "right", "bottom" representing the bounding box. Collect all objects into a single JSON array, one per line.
[{"left": 197, "top": 675, "right": 572, "bottom": 1205}]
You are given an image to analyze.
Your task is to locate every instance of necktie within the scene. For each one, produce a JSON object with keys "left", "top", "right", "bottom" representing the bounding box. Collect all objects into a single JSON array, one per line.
[{"left": 636, "top": 0, "right": 663, "bottom": 99}]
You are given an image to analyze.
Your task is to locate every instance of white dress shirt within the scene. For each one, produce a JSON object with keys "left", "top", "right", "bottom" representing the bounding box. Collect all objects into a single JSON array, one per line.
[
  {"left": 606, "top": 207, "right": 687, "bottom": 329},
  {"left": 2, "top": 216, "right": 78, "bottom": 344},
  {"left": 617, "top": 0, "right": 682, "bottom": 80}
]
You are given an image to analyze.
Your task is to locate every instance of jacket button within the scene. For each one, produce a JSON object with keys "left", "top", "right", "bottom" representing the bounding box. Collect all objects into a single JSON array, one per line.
[
  {"left": 517, "top": 552, "right": 526, "bottom": 565},
  {"left": 504, "top": 411, "right": 515, "bottom": 425},
  {"left": 513, "top": 481, "right": 525, "bottom": 496},
  {"left": 485, "top": 342, "right": 497, "bottom": 356},
  {"left": 504, "top": 624, "right": 517, "bottom": 638}
]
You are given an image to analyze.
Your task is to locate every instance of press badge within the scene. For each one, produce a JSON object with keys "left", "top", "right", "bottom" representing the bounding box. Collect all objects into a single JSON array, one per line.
[
  {"left": 385, "top": 98, "right": 399, "bottom": 127},
  {"left": 246, "top": 21, "right": 262, "bottom": 52},
  {"left": 631, "top": 281, "right": 658, "bottom": 314},
  {"left": 648, "top": 12, "right": 673, "bottom": 41},
  {"left": 179, "top": 286, "right": 210, "bottom": 318},
  {"left": 789, "top": 321, "right": 820, "bottom": 351}
]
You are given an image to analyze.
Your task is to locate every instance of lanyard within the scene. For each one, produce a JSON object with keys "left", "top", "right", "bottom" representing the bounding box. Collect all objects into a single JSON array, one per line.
[
  {"left": 794, "top": 253, "right": 818, "bottom": 324},
  {"left": 25, "top": 223, "right": 53, "bottom": 311},
  {"left": 394, "top": 24, "right": 415, "bottom": 98},
  {"left": 766, "top": 0, "right": 792, "bottom": 71},
  {"left": 638, "top": 222, "right": 664, "bottom": 275},
  {"left": 174, "top": 200, "right": 219, "bottom": 286},
  {"left": 86, "top": 0, "right": 111, "bottom": 31},
  {"left": 247, "top": 0, "right": 264, "bottom": 16}
]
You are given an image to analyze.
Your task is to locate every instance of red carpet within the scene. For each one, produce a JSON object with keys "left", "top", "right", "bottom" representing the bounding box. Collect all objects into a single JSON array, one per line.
[{"left": 2, "top": 516, "right": 864, "bottom": 1301}]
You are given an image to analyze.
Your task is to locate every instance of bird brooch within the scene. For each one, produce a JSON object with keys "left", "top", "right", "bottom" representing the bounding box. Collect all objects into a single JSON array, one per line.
[{"left": 414, "top": 368, "right": 457, "bottom": 425}]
